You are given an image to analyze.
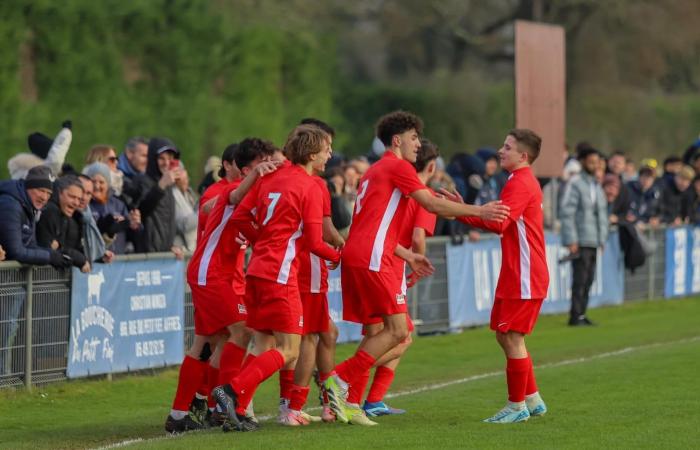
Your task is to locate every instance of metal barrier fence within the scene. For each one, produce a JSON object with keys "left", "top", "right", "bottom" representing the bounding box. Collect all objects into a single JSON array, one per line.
[{"left": 0, "top": 228, "right": 668, "bottom": 389}]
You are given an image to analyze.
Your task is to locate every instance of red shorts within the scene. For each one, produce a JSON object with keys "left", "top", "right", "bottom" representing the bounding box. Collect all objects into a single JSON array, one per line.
[
  {"left": 341, "top": 266, "right": 407, "bottom": 324},
  {"left": 245, "top": 276, "right": 303, "bottom": 335},
  {"left": 490, "top": 297, "right": 544, "bottom": 335},
  {"left": 300, "top": 292, "right": 330, "bottom": 335},
  {"left": 189, "top": 279, "right": 247, "bottom": 336}
]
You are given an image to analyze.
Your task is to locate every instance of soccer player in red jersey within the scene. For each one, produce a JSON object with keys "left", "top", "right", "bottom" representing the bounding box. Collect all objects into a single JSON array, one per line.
[
  {"left": 361, "top": 138, "right": 439, "bottom": 418},
  {"left": 213, "top": 124, "right": 341, "bottom": 431},
  {"left": 197, "top": 143, "right": 240, "bottom": 240},
  {"left": 279, "top": 118, "right": 346, "bottom": 426},
  {"left": 324, "top": 110, "right": 510, "bottom": 424},
  {"left": 165, "top": 139, "right": 279, "bottom": 434},
  {"left": 448, "top": 129, "right": 549, "bottom": 423}
]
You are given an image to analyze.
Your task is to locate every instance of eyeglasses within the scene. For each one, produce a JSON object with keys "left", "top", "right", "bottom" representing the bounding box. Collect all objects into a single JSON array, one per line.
[{"left": 107, "top": 156, "right": 118, "bottom": 163}]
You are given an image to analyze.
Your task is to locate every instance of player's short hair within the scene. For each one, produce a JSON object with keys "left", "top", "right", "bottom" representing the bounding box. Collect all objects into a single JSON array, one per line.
[
  {"left": 300, "top": 118, "right": 335, "bottom": 138},
  {"left": 414, "top": 138, "right": 439, "bottom": 172},
  {"left": 508, "top": 128, "right": 542, "bottom": 163},
  {"left": 219, "top": 143, "right": 238, "bottom": 178},
  {"left": 284, "top": 124, "right": 330, "bottom": 165},
  {"left": 234, "top": 138, "right": 276, "bottom": 170},
  {"left": 376, "top": 110, "right": 424, "bottom": 147}
]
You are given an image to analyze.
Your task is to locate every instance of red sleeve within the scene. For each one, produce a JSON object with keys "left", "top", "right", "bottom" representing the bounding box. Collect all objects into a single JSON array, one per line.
[
  {"left": 230, "top": 181, "right": 260, "bottom": 242},
  {"left": 302, "top": 183, "right": 324, "bottom": 225},
  {"left": 314, "top": 176, "right": 331, "bottom": 217},
  {"left": 414, "top": 204, "right": 437, "bottom": 237},
  {"left": 303, "top": 222, "right": 341, "bottom": 263},
  {"left": 391, "top": 160, "right": 425, "bottom": 196},
  {"left": 458, "top": 177, "right": 529, "bottom": 234}
]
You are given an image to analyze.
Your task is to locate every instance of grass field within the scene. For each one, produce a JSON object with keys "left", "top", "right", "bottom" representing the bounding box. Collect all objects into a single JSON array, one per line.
[{"left": 1, "top": 298, "right": 699, "bottom": 449}]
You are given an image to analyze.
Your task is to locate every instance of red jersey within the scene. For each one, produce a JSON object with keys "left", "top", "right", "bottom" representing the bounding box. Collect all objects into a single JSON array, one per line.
[
  {"left": 391, "top": 195, "right": 437, "bottom": 276},
  {"left": 459, "top": 166, "right": 549, "bottom": 299},
  {"left": 232, "top": 164, "right": 337, "bottom": 286},
  {"left": 187, "top": 180, "right": 246, "bottom": 294},
  {"left": 342, "top": 151, "right": 425, "bottom": 273},
  {"left": 297, "top": 176, "right": 332, "bottom": 294},
  {"left": 198, "top": 178, "right": 230, "bottom": 240}
]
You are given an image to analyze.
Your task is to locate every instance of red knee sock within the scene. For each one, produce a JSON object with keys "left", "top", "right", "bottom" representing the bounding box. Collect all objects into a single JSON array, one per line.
[
  {"left": 288, "top": 384, "right": 310, "bottom": 411},
  {"left": 279, "top": 369, "right": 295, "bottom": 401},
  {"left": 172, "top": 355, "right": 207, "bottom": 411},
  {"left": 219, "top": 342, "right": 246, "bottom": 386},
  {"left": 366, "top": 366, "right": 395, "bottom": 403},
  {"left": 206, "top": 364, "right": 220, "bottom": 408},
  {"left": 197, "top": 368, "right": 209, "bottom": 397},
  {"left": 506, "top": 357, "right": 530, "bottom": 403},
  {"left": 233, "top": 353, "right": 258, "bottom": 415},
  {"left": 231, "top": 349, "right": 284, "bottom": 411},
  {"left": 525, "top": 355, "right": 538, "bottom": 395},
  {"left": 335, "top": 350, "right": 376, "bottom": 386},
  {"left": 346, "top": 369, "right": 370, "bottom": 405}
]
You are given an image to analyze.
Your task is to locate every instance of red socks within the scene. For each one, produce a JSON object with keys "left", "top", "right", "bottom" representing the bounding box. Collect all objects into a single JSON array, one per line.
[
  {"left": 288, "top": 385, "right": 310, "bottom": 411},
  {"left": 206, "top": 364, "right": 220, "bottom": 409},
  {"left": 506, "top": 357, "right": 530, "bottom": 403},
  {"left": 279, "top": 369, "right": 295, "bottom": 401},
  {"left": 231, "top": 350, "right": 284, "bottom": 410},
  {"left": 347, "top": 369, "right": 370, "bottom": 405},
  {"left": 335, "top": 350, "right": 376, "bottom": 386},
  {"left": 525, "top": 355, "right": 538, "bottom": 395},
  {"left": 172, "top": 355, "right": 207, "bottom": 411},
  {"left": 219, "top": 342, "right": 246, "bottom": 386},
  {"left": 233, "top": 353, "right": 258, "bottom": 415},
  {"left": 366, "top": 366, "right": 395, "bottom": 403}
]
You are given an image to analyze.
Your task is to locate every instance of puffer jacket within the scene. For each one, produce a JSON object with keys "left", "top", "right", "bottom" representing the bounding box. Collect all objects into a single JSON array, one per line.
[
  {"left": 559, "top": 171, "right": 609, "bottom": 247},
  {"left": 36, "top": 197, "right": 87, "bottom": 268},
  {"left": 0, "top": 179, "right": 52, "bottom": 264}
]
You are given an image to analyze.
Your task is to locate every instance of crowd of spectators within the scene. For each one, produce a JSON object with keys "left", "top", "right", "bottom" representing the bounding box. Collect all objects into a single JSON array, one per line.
[{"left": 2, "top": 118, "right": 700, "bottom": 272}]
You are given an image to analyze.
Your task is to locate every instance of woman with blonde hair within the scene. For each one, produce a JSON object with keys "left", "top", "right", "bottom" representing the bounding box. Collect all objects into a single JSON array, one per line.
[{"left": 86, "top": 145, "right": 125, "bottom": 197}]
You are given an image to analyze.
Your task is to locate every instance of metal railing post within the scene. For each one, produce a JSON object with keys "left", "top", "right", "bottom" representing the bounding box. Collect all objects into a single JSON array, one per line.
[
  {"left": 24, "top": 266, "right": 33, "bottom": 390},
  {"left": 647, "top": 229, "right": 655, "bottom": 300}
]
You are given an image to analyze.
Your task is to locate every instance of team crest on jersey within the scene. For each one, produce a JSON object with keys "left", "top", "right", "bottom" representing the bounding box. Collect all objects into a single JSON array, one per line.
[
  {"left": 395, "top": 293, "right": 406, "bottom": 305},
  {"left": 238, "top": 304, "right": 247, "bottom": 314}
]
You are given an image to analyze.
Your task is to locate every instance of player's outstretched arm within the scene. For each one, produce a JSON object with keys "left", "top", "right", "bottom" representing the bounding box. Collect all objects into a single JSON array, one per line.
[
  {"left": 322, "top": 216, "right": 345, "bottom": 248},
  {"left": 409, "top": 188, "right": 509, "bottom": 222},
  {"left": 394, "top": 244, "right": 435, "bottom": 278},
  {"left": 228, "top": 161, "right": 281, "bottom": 206}
]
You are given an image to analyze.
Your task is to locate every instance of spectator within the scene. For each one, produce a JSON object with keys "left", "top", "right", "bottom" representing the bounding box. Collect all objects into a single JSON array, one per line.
[
  {"left": 197, "top": 155, "right": 223, "bottom": 195},
  {"left": 543, "top": 157, "right": 581, "bottom": 230},
  {"left": 7, "top": 120, "right": 72, "bottom": 179},
  {"left": 85, "top": 162, "right": 141, "bottom": 255},
  {"left": 118, "top": 136, "right": 149, "bottom": 201},
  {"left": 86, "top": 144, "right": 126, "bottom": 198},
  {"left": 325, "top": 166, "right": 353, "bottom": 234},
  {"left": 606, "top": 150, "right": 632, "bottom": 215},
  {"left": 560, "top": 147, "right": 608, "bottom": 326},
  {"left": 76, "top": 174, "right": 113, "bottom": 264},
  {"left": 0, "top": 166, "right": 71, "bottom": 268},
  {"left": 627, "top": 166, "right": 661, "bottom": 226},
  {"left": 127, "top": 137, "right": 183, "bottom": 256},
  {"left": 659, "top": 165, "right": 694, "bottom": 225},
  {"left": 0, "top": 245, "right": 5, "bottom": 261},
  {"left": 36, "top": 175, "right": 91, "bottom": 273},
  {"left": 683, "top": 175, "right": 700, "bottom": 225},
  {"left": 474, "top": 148, "right": 506, "bottom": 206},
  {"left": 172, "top": 161, "right": 198, "bottom": 252},
  {"left": 623, "top": 159, "right": 638, "bottom": 183},
  {"left": 602, "top": 174, "right": 629, "bottom": 224},
  {"left": 660, "top": 155, "right": 683, "bottom": 189}
]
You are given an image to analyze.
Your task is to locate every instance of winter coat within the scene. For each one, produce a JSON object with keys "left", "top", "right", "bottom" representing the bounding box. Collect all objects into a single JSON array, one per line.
[
  {"left": 0, "top": 180, "right": 52, "bottom": 265},
  {"left": 627, "top": 181, "right": 661, "bottom": 222},
  {"left": 559, "top": 172, "right": 609, "bottom": 248},
  {"left": 172, "top": 186, "right": 198, "bottom": 252},
  {"left": 90, "top": 193, "right": 133, "bottom": 254},
  {"left": 659, "top": 182, "right": 691, "bottom": 224},
  {"left": 124, "top": 138, "right": 177, "bottom": 252},
  {"left": 36, "top": 199, "right": 87, "bottom": 268}
]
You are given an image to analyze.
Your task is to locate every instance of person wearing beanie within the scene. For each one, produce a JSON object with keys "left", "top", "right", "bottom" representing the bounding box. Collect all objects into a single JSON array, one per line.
[
  {"left": 123, "top": 137, "right": 183, "bottom": 255},
  {"left": 84, "top": 162, "right": 141, "bottom": 255},
  {"left": 7, "top": 120, "right": 72, "bottom": 180},
  {"left": 0, "top": 165, "right": 72, "bottom": 268}
]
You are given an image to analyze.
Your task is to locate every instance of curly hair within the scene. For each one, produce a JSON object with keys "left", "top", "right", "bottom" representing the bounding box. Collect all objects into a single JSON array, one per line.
[
  {"left": 284, "top": 125, "right": 330, "bottom": 165},
  {"left": 376, "top": 110, "right": 424, "bottom": 147},
  {"left": 234, "top": 138, "right": 277, "bottom": 170}
]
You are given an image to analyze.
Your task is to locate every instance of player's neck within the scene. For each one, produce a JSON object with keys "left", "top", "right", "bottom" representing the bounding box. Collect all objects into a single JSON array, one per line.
[
  {"left": 388, "top": 146, "right": 403, "bottom": 159},
  {"left": 298, "top": 162, "right": 314, "bottom": 175},
  {"left": 508, "top": 162, "right": 530, "bottom": 172}
]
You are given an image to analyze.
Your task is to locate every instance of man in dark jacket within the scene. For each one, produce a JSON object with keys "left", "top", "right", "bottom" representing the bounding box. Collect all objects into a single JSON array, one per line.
[
  {"left": 0, "top": 166, "right": 72, "bottom": 268},
  {"left": 36, "top": 174, "right": 91, "bottom": 273},
  {"left": 660, "top": 165, "right": 694, "bottom": 225},
  {"left": 123, "top": 137, "right": 183, "bottom": 254}
]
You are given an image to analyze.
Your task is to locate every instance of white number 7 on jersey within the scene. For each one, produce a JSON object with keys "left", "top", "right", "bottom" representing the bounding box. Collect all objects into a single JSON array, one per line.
[
  {"left": 262, "top": 192, "right": 281, "bottom": 225},
  {"left": 355, "top": 180, "right": 369, "bottom": 214}
]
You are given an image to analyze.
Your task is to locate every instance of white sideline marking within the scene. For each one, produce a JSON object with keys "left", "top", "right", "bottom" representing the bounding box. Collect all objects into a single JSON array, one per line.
[{"left": 93, "top": 336, "right": 700, "bottom": 450}]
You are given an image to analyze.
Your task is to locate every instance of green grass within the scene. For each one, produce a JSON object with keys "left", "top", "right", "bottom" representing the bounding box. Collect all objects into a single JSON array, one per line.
[{"left": 1, "top": 298, "right": 699, "bottom": 449}]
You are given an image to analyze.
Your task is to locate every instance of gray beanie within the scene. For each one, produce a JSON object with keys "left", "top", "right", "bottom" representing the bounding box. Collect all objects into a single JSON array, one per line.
[
  {"left": 83, "top": 162, "right": 112, "bottom": 188},
  {"left": 24, "top": 165, "right": 55, "bottom": 190}
]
